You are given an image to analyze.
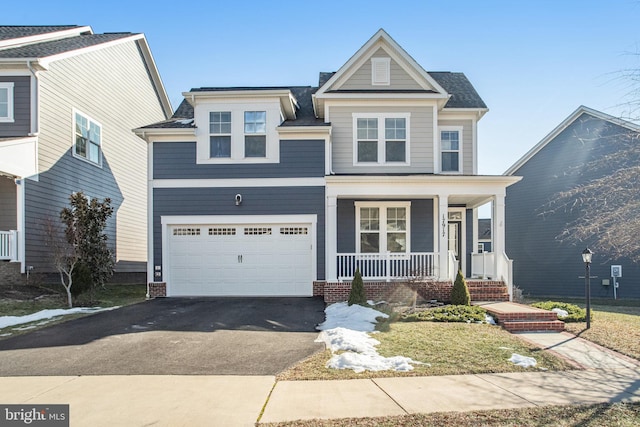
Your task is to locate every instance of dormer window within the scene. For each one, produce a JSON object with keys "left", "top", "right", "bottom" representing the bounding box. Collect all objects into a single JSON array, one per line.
[
  {"left": 209, "top": 111, "right": 231, "bottom": 158},
  {"left": 371, "top": 57, "right": 391, "bottom": 86},
  {"left": 244, "top": 111, "right": 266, "bottom": 157}
]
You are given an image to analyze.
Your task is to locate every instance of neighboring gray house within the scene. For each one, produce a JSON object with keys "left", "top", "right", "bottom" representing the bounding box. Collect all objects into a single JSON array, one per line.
[
  {"left": 0, "top": 25, "right": 172, "bottom": 283},
  {"left": 505, "top": 106, "right": 640, "bottom": 299},
  {"left": 136, "top": 29, "right": 519, "bottom": 299}
]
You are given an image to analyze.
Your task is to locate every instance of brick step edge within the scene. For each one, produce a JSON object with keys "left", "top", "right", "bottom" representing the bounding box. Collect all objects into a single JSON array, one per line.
[
  {"left": 501, "top": 320, "right": 565, "bottom": 332},
  {"left": 468, "top": 287, "right": 509, "bottom": 293},
  {"left": 491, "top": 312, "right": 560, "bottom": 322}
]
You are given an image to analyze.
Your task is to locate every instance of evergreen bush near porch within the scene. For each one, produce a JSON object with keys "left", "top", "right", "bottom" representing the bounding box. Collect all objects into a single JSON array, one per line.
[
  {"left": 348, "top": 268, "right": 367, "bottom": 306},
  {"left": 451, "top": 270, "right": 471, "bottom": 305}
]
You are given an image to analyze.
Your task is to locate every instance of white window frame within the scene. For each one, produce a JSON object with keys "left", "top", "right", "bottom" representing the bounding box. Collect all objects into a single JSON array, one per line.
[
  {"left": 209, "top": 111, "right": 231, "bottom": 158},
  {"left": 371, "top": 57, "right": 391, "bottom": 86},
  {"left": 73, "top": 109, "right": 102, "bottom": 167},
  {"left": 439, "top": 126, "right": 463, "bottom": 174},
  {"left": 355, "top": 201, "right": 411, "bottom": 254},
  {"left": 243, "top": 110, "right": 267, "bottom": 158},
  {"left": 352, "top": 113, "right": 410, "bottom": 166},
  {"left": 0, "top": 82, "right": 15, "bottom": 123}
]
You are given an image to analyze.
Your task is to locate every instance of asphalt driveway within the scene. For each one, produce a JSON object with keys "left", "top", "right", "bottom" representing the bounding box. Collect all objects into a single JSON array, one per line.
[{"left": 0, "top": 297, "right": 326, "bottom": 376}]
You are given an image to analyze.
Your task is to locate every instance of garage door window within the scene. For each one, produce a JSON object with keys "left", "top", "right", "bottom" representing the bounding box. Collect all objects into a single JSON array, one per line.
[
  {"left": 280, "top": 227, "right": 308, "bottom": 235},
  {"left": 209, "top": 227, "right": 236, "bottom": 236},
  {"left": 244, "top": 227, "right": 272, "bottom": 235},
  {"left": 173, "top": 228, "right": 200, "bottom": 236}
]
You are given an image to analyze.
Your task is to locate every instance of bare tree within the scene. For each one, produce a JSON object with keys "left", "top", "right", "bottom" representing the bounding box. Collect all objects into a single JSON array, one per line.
[
  {"left": 542, "top": 120, "right": 640, "bottom": 262},
  {"left": 43, "top": 217, "right": 80, "bottom": 308}
]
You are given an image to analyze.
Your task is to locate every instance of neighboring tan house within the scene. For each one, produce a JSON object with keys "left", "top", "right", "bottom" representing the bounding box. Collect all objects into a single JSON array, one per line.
[
  {"left": 136, "top": 29, "right": 520, "bottom": 301},
  {"left": 505, "top": 106, "right": 640, "bottom": 299},
  {"left": 0, "top": 25, "right": 172, "bottom": 284}
]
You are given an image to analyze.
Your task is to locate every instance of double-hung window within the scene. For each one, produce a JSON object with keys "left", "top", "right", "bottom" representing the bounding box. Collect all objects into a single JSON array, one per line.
[
  {"left": 356, "top": 202, "right": 410, "bottom": 253},
  {"left": 244, "top": 111, "right": 266, "bottom": 157},
  {"left": 354, "top": 113, "right": 409, "bottom": 165},
  {"left": 74, "top": 111, "right": 101, "bottom": 165},
  {"left": 0, "top": 82, "right": 14, "bottom": 122},
  {"left": 210, "top": 111, "right": 231, "bottom": 158},
  {"left": 440, "top": 127, "right": 462, "bottom": 173}
]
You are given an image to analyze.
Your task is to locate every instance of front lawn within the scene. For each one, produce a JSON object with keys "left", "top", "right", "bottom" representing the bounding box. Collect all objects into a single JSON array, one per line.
[{"left": 278, "top": 321, "right": 573, "bottom": 381}]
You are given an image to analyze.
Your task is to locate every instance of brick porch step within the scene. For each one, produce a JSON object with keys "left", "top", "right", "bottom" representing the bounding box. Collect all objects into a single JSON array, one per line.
[
  {"left": 467, "top": 281, "right": 510, "bottom": 302},
  {"left": 477, "top": 301, "right": 565, "bottom": 332}
]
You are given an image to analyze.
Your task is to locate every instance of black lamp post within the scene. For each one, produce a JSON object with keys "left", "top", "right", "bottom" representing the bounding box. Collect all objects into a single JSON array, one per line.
[{"left": 581, "top": 248, "right": 593, "bottom": 329}]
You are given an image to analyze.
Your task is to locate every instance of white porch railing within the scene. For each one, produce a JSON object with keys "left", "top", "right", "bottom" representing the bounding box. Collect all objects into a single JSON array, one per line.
[
  {"left": 471, "top": 252, "right": 495, "bottom": 279},
  {"left": 0, "top": 230, "right": 18, "bottom": 261},
  {"left": 337, "top": 252, "right": 436, "bottom": 282}
]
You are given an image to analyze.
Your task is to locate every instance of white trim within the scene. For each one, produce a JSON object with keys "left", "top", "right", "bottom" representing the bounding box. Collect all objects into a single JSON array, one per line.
[
  {"left": 448, "top": 207, "right": 467, "bottom": 275},
  {"left": 153, "top": 177, "right": 325, "bottom": 188},
  {"left": 439, "top": 125, "right": 463, "bottom": 174},
  {"left": 504, "top": 105, "right": 640, "bottom": 176},
  {"left": 147, "top": 142, "right": 155, "bottom": 286},
  {"left": 352, "top": 112, "right": 411, "bottom": 166},
  {"left": 16, "top": 178, "right": 25, "bottom": 272},
  {"left": 0, "top": 82, "right": 15, "bottom": 122},
  {"left": 72, "top": 109, "right": 102, "bottom": 167},
  {"left": 355, "top": 201, "right": 411, "bottom": 254}
]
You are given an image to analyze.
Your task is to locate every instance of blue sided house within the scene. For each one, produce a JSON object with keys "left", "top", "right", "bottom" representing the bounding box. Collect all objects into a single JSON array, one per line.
[{"left": 135, "top": 29, "right": 520, "bottom": 300}]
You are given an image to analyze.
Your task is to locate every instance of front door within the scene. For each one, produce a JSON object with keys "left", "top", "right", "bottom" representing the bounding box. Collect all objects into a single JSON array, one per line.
[{"left": 448, "top": 210, "right": 464, "bottom": 274}]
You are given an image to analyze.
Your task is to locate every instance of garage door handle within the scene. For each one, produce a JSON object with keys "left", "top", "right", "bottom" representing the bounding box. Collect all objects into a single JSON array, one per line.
[{"left": 238, "top": 255, "right": 243, "bottom": 263}]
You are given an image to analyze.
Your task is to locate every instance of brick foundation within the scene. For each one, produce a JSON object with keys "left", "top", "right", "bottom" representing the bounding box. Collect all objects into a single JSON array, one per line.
[
  {"left": 148, "top": 282, "right": 166, "bottom": 298},
  {"left": 315, "top": 280, "right": 453, "bottom": 303}
]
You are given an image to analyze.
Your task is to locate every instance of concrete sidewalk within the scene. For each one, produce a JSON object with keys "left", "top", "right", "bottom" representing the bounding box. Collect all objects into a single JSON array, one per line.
[{"left": 1, "top": 332, "right": 639, "bottom": 426}]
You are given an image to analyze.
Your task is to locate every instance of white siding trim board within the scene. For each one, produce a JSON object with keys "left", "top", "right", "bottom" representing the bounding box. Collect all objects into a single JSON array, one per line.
[{"left": 153, "top": 177, "right": 325, "bottom": 188}]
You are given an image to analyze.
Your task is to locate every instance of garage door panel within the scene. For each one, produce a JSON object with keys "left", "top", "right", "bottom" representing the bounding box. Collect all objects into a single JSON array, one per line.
[{"left": 167, "top": 223, "right": 313, "bottom": 296}]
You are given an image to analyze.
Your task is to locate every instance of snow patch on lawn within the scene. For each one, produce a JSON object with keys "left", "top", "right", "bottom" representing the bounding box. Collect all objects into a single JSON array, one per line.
[
  {"left": 315, "top": 302, "right": 427, "bottom": 373},
  {"left": 0, "top": 306, "right": 120, "bottom": 330},
  {"left": 509, "top": 353, "right": 537, "bottom": 368}
]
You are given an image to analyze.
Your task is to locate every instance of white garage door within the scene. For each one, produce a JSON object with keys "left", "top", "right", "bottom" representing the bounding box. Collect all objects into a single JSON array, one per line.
[{"left": 166, "top": 223, "right": 313, "bottom": 296}]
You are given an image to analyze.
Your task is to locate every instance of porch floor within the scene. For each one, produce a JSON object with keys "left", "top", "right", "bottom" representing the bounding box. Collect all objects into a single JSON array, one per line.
[{"left": 475, "top": 301, "right": 565, "bottom": 333}]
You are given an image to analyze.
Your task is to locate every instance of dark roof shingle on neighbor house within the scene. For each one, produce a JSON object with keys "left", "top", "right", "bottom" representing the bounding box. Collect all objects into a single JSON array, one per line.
[
  {"left": 0, "top": 25, "right": 82, "bottom": 41},
  {"left": 0, "top": 33, "right": 135, "bottom": 58}
]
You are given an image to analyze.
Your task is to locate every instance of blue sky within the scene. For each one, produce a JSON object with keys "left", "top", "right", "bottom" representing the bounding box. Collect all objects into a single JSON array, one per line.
[{"left": 7, "top": 0, "right": 640, "bottom": 174}]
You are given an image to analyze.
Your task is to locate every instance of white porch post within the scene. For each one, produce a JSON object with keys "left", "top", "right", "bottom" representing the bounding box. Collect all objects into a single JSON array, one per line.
[
  {"left": 437, "top": 194, "right": 449, "bottom": 280},
  {"left": 326, "top": 196, "right": 338, "bottom": 282},
  {"left": 492, "top": 194, "right": 506, "bottom": 279},
  {"left": 16, "top": 178, "right": 25, "bottom": 272}
]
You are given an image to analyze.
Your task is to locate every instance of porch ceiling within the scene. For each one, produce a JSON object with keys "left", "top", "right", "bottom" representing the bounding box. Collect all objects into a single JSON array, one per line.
[{"left": 0, "top": 136, "right": 38, "bottom": 179}]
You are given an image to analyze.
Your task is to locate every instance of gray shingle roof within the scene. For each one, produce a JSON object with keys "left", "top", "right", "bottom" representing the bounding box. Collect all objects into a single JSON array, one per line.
[
  {"left": 0, "top": 33, "right": 135, "bottom": 58},
  {"left": 142, "top": 86, "right": 326, "bottom": 129},
  {"left": 0, "top": 25, "right": 82, "bottom": 41},
  {"left": 429, "top": 72, "right": 487, "bottom": 109}
]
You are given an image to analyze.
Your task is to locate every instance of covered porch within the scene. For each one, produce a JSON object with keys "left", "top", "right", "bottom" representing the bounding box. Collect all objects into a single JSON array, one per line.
[
  {"left": 325, "top": 174, "right": 521, "bottom": 298},
  {"left": 0, "top": 136, "right": 38, "bottom": 269}
]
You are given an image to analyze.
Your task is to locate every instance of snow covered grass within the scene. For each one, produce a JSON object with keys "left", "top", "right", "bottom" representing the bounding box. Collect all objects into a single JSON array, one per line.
[
  {"left": 278, "top": 302, "right": 573, "bottom": 381},
  {"left": 0, "top": 284, "right": 146, "bottom": 339}
]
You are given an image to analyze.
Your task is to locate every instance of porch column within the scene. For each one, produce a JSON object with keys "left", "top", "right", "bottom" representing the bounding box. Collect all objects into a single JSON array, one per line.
[
  {"left": 492, "top": 194, "right": 506, "bottom": 277},
  {"left": 326, "top": 196, "right": 338, "bottom": 281},
  {"left": 16, "top": 178, "right": 25, "bottom": 272},
  {"left": 437, "top": 194, "right": 449, "bottom": 280}
]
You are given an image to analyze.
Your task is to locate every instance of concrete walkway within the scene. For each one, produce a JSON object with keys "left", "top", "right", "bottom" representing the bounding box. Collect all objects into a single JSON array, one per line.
[{"left": 1, "top": 332, "right": 639, "bottom": 426}]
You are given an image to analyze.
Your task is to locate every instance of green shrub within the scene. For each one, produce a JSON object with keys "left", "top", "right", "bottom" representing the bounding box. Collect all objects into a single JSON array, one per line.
[
  {"left": 348, "top": 268, "right": 367, "bottom": 306},
  {"left": 402, "top": 305, "right": 487, "bottom": 323},
  {"left": 531, "top": 301, "right": 592, "bottom": 322},
  {"left": 450, "top": 270, "right": 471, "bottom": 305},
  {"left": 70, "top": 261, "right": 92, "bottom": 298}
]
